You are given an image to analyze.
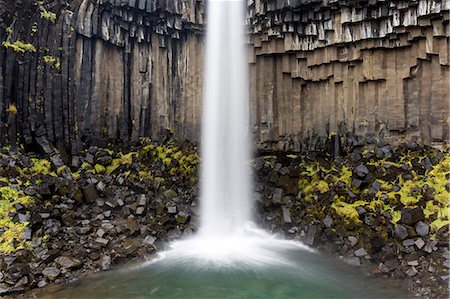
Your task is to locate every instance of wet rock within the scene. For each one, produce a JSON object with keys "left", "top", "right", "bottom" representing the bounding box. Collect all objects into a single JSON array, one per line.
[
  {"left": 281, "top": 206, "right": 292, "bottom": 224},
  {"left": 305, "top": 225, "right": 318, "bottom": 246},
  {"left": 143, "top": 236, "right": 156, "bottom": 245},
  {"left": 355, "top": 164, "right": 369, "bottom": 178},
  {"left": 272, "top": 188, "right": 283, "bottom": 204},
  {"left": 343, "top": 257, "right": 361, "bottom": 267},
  {"left": 55, "top": 256, "right": 81, "bottom": 269},
  {"left": 100, "top": 255, "right": 111, "bottom": 271},
  {"left": 42, "top": 267, "right": 60, "bottom": 278},
  {"left": 323, "top": 215, "right": 333, "bottom": 228},
  {"left": 354, "top": 248, "right": 368, "bottom": 257},
  {"left": 400, "top": 208, "right": 425, "bottom": 225},
  {"left": 415, "top": 221, "right": 430, "bottom": 237},
  {"left": 406, "top": 266, "right": 418, "bottom": 277}
]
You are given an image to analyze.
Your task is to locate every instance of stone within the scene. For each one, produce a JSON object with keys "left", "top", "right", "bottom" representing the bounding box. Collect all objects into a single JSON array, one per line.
[
  {"left": 37, "top": 280, "right": 48, "bottom": 288},
  {"left": 97, "top": 181, "right": 106, "bottom": 192},
  {"left": 0, "top": 283, "right": 9, "bottom": 294},
  {"left": 42, "top": 267, "right": 60, "bottom": 278},
  {"left": 143, "top": 235, "right": 156, "bottom": 245},
  {"left": 136, "top": 206, "right": 145, "bottom": 215},
  {"left": 167, "top": 206, "right": 177, "bottom": 214},
  {"left": 95, "top": 238, "right": 109, "bottom": 246},
  {"left": 85, "top": 153, "right": 95, "bottom": 164},
  {"left": 400, "top": 208, "right": 424, "bottom": 225},
  {"left": 403, "top": 239, "right": 415, "bottom": 247},
  {"left": 175, "top": 212, "right": 189, "bottom": 224},
  {"left": 23, "top": 227, "right": 32, "bottom": 240},
  {"left": 415, "top": 221, "right": 430, "bottom": 236},
  {"left": 305, "top": 225, "right": 318, "bottom": 246},
  {"left": 281, "top": 206, "right": 292, "bottom": 224},
  {"left": 138, "top": 194, "right": 147, "bottom": 206},
  {"left": 82, "top": 184, "right": 99, "bottom": 202},
  {"left": 354, "top": 248, "right": 367, "bottom": 257},
  {"left": 343, "top": 257, "right": 360, "bottom": 267},
  {"left": 55, "top": 256, "right": 80, "bottom": 269},
  {"left": 100, "top": 255, "right": 111, "bottom": 271},
  {"left": 272, "top": 188, "right": 283, "bottom": 204},
  {"left": 163, "top": 189, "right": 178, "bottom": 200},
  {"left": 355, "top": 164, "right": 369, "bottom": 177},
  {"left": 96, "top": 228, "right": 106, "bottom": 238},
  {"left": 13, "top": 276, "right": 28, "bottom": 288},
  {"left": 414, "top": 238, "right": 425, "bottom": 249},
  {"left": 323, "top": 215, "right": 333, "bottom": 228},
  {"left": 18, "top": 213, "right": 30, "bottom": 223},
  {"left": 352, "top": 178, "right": 362, "bottom": 188},
  {"left": 347, "top": 236, "right": 358, "bottom": 247},
  {"left": 405, "top": 266, "right": 418, "bottom": 277},
  {"left": 423, "top": 240, "right": 438, "bottom": 253}
]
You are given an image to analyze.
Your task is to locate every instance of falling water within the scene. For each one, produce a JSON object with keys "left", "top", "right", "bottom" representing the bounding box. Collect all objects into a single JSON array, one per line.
[
  {"left": 200, "top": 0, "right": 251, "bottom": 237},
  {"left": 166, "top": 0, "right": 308, "bottom": 264}
]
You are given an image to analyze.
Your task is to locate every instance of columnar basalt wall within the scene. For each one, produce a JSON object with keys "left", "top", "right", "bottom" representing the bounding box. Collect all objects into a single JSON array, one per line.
[
  {"left": 0, "top": 0, "right": 448, "bottom": 155},
  {"left": 0, "top": 0, "right": 205, "bottom": 157},
  {"left": 247, "top": 0, "right": 450, "bottom": 151}
]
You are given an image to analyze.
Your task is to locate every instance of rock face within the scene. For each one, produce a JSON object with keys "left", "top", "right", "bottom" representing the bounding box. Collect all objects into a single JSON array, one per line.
[{"left": 0, "top": 0, "right": 449, "bottom": 153}]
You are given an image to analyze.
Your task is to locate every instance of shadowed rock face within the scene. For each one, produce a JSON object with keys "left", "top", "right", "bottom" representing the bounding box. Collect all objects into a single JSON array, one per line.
[{"left": 0, "top": 0, "right": 448, "bottom": 154}]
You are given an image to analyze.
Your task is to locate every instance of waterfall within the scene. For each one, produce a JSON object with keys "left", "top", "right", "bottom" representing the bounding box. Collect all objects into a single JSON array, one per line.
[
  {"left": 167, "top": 0, "right": 310, "bottom": 265},
  {"left": 199, "top": 0, "right": 252, "bottom": 237}
]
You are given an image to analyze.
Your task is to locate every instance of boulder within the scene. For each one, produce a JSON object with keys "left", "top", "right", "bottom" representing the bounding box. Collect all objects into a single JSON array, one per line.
[
  {"left": 395, "top": 225, "right": 408, "bottom": 240},
  {"left": 415, "top": 221, "right": 430, "bottom": 236},
  {"left": 400, "top": 208, "right": 424, "bottom": 225},
  {"left": 42, "top": 267, "right": 60, "bottom": 278}
]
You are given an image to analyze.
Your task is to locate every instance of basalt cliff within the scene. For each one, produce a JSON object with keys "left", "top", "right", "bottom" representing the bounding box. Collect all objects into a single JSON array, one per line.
[{"left": 0, "top": 0, "right": 448, "bottom": 156}]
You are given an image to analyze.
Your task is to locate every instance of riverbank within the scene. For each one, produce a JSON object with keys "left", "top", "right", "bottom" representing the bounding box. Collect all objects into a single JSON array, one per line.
[{"left": 0, "top": 141, "right": 448, "bottom": 298}]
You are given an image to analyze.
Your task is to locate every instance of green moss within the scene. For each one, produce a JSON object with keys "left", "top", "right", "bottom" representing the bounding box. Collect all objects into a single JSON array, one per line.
[
  {"left": 94, "top": 164, "right": 106, "bottom": 174},
  {"left": 29, "top": 158, "right": 54, "bottom": 176},
  {"left": 2, "top": 41, "right": 36, "bottom": 53},
  {"left": 0, "top": 186, "right": 34, "bottom": 253},
  {"left": 43, "top": 55, "right": 61, "bottom": 69},
  {"left": 40, "top": 10, "right": 57, "bottom": 22}
]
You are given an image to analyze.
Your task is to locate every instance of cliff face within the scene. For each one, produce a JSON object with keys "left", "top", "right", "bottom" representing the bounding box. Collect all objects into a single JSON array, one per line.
[
  {"left": 0, "top": 0, "right": 448, "bottom": 155},
  {"left": 247, "top": 0, "right": 450, "bottom": 150}
]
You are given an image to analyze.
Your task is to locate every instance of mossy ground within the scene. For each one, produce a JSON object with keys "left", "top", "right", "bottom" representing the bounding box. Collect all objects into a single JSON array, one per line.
[{"left": 294, "top": 144, "right": 449, "bottom": 239}]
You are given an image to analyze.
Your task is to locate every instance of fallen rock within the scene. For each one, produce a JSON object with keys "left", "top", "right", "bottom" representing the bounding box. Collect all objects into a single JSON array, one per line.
[
  {"left": 415, "top": 221, "right": 430, "bottom": 236},
  {"left": 354, "top": 248, "right": 368, "bottom": 257},
  {"left": 55, "top": 256, "right": 81, "bottom": 269},
  {"left": 323, "top": 215, "right": 333, "bottom": 228},
  {"left": 400, "top": 208, "right": 425, "bottom": 225},
  {"left": 175, "top": 212, "right": 189, "bottom": 224},
  {"left": 82, "top": 184, "right": 99, "bottom": 203},
  {"left": 42, "top": 267, "right": 60, "bottom": 278},
  {"left": 100, "top": 255, "right": 111, "bottom": 271},
  {"left": 272, "top": 188, "right": 283, "bottom": 204},
  {"left": 281, "top": 206, "right": 292, "bottom": 224},
  {"left": 348, "top": 236, "right": 358, "bottom": 247},
  {"left": 355, "top": 164, "right": 369, "bottom": 178},
  {"left": 343, "top": 257, "right": 361, "bottom": 267}
]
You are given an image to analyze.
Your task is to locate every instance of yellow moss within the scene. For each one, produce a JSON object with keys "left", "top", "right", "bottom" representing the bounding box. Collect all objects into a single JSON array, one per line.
[
  {"left": 40, "top": 9, "right": 57, "bottom": 22},
  {"left": 29, "top": 158, "right": 53, "bottom": 176},
  {"left": 332, "top": 199, "right": 366, "bottom": 224},
  {"left": 6, "top": 104, "right": 17, "bottom": 115},
  {"left": 2, "top": 41, "right": 36, "bottom": 53},
  {"left": 0, "top": 186, "right": 34, "bottom": 253},
  {"left": 94, "top": 164, "right": 106, "bottom": 174}
]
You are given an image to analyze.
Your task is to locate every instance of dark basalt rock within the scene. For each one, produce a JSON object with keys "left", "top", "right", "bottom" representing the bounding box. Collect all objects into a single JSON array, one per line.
[{"left": 401, "top": 208, "right": 425, "bottom": 226}]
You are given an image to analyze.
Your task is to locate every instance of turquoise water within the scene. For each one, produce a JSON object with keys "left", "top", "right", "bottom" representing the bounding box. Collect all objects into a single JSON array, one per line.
[{"left": 49, "top": 246, "right": 409, "bottom": 299}]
